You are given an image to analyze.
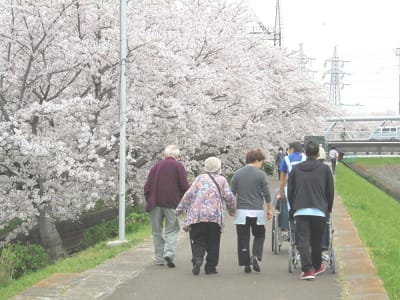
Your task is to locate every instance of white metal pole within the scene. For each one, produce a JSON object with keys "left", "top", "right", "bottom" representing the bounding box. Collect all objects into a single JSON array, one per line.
[
  {"left": 397, "top": 48, "right": 400, "bottom": 115},
  {"left": 107, "top": 0, "right": 127, "bottom": 247},
  {"left": 118, "top": 0, "right": 127, "bottom": 242}
]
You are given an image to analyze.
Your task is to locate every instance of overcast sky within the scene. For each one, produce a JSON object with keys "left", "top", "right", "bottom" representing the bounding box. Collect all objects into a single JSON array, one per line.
[{"left": 247, "top": 0, "right": 400, "bottom": 115}]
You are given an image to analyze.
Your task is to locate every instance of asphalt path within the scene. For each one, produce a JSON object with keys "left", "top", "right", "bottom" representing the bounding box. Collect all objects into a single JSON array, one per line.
[
  {"left": 107, "top": 179, "right": 341, "bottom": 300},
  {"left": 14, "top": 173, "right": 388, "bottom": 300}
]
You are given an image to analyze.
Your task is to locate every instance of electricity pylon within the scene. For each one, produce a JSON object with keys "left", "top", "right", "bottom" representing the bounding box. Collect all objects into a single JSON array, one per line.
[
  {"left": 297, "top": 43, "right": 316, "bottom": 77},
  {"left": 323, "top": 46, "right": 350, "bottom": 106}
]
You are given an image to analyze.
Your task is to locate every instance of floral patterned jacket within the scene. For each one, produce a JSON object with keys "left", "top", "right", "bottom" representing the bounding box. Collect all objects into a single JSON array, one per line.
[{"left": 176, "top": 173, "right": 236, "bottom": 231}]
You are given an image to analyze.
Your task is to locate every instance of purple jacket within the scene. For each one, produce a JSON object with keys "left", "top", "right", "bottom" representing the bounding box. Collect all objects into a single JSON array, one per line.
[{"left": 144, "top": 157, "right": 190, "bottom": 212}]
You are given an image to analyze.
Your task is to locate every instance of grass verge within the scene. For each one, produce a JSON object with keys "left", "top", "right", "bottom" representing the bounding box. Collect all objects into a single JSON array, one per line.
[
  {"left": 0, "top": 223, "right": 151, "bottom": 300},
  {"left": 336, "top": 163, "right": 400, "bottom": 300},
  {"left": 342, "top": 156, "right": 400, "bottom": 166}
]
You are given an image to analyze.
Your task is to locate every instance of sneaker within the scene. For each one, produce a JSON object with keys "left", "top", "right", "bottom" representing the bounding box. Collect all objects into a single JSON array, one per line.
[
  {"left": 192, "top": 261, "right": 202, "bottom": 275},
  {"left": 314, "top": 263, "right": 326, "bottom": 276},
  {"left": 164, "top": 257, "right": 175, "bottom": 268},
  {"left": 300, "top": 270, "right": 315, "bottom": 280},
  {"left": 251, "top": 256, "right": 261, "bottom": 272},
  {"left": 244, "top": 265, "right": 252, "bottom": 273}
]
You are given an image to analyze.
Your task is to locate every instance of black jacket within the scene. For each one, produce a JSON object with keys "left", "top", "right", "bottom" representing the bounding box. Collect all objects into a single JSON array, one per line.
[{"left": 287, "top": 158, "right": 334, "bottom": 215}]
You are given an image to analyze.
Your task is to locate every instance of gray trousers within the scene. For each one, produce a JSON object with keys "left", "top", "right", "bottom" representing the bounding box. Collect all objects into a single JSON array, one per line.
[{"left": 149, "top": 207, "right": 180, "bottom": 264}]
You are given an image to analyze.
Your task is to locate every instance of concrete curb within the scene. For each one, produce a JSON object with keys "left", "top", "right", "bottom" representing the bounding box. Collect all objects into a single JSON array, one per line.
[
  {"left": 333, "top": 194, "right": 389, "bottom": 299},
  {"left": 11, "top": 238, "right": 156, "bottom": 300}
]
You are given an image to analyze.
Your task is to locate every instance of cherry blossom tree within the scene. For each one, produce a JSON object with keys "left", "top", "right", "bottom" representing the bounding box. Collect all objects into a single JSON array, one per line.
[
  {"left": 0, "top": 0, "right": 339, "bottom": 257},
  {"left": 124, "top": 0, "right": 338, "bottom": 181},
  {"left": 0, "top": 0, "right": 121, "bottom": 258}
]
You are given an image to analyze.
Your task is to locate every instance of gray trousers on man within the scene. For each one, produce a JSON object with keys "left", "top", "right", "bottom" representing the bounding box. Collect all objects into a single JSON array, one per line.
[{"left": 149, "top": 206, "right": 180, "bottom": 264}]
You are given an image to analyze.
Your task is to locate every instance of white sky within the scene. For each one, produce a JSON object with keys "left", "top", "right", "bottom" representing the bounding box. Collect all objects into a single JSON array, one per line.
[{"left": 247, "top": 0, "right": 400, "bottom": 115}]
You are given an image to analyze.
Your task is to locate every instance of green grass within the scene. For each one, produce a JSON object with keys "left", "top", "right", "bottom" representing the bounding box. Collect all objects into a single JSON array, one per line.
[
  {"left": 342, "top": 156, "right": 400, "bottom": 166},
  {"left": 336, "top": 163, "right": 400, "bottom": 300},
  {"left": 0, "top": 223, "right": 151, "bottom": 300}
]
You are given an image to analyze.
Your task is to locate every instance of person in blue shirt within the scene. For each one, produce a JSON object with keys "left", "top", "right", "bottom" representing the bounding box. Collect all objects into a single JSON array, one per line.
[
  {"left": 276, "top": 142, "right": 306, "bottom": 229},
  {"left": 277, "top": 142, "right": 306, "bottom": 201},
  {"left": 287, "top": 139, "right": 334, "bottom": 280}
]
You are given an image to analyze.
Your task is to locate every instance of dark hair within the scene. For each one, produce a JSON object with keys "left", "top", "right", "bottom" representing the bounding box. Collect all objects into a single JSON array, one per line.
[
  {"left": 288, "top": 142, "right": 302, "bottom": 152},
  {"left": 278, "top": 146, "right": 283, "bottom": 151},
  {"left": 245, "top": 149, "right": 266, "bottom": 163},
  {"left": 305, "top": 139, "right": 319, "bottom": 157}
]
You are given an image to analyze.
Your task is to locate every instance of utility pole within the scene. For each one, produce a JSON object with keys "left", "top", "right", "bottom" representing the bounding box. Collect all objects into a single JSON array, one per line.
[
  {"left": 117, "top": 0, "right": 127, "bottom": 244},
  {"left": 323, "top": 46, "right": 350, "bottom": 106},
  {"left": 247, "top": 0, "right": 282, "bottom": 48},
  {"left": 297, "top": 43, "right": 315, "bottom": 77},
  {"left": 274, "top": 0, "right": 282, "bottom": 48},
  {"left": 108, "top": 0, "right": 127, "bottom": 246},
  {"left": 395, "top": 48, "right": 400, "bottom": 115}
]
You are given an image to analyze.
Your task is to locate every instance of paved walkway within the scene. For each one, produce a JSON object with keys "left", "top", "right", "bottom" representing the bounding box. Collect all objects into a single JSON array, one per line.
[{"left": 12, "top": 177, "right": 389, "bottom": 300}]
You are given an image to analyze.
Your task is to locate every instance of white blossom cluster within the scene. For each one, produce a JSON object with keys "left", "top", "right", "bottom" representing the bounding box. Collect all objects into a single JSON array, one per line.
[{"left": 0, "top": 0, "right": 339, "bottom": 246}]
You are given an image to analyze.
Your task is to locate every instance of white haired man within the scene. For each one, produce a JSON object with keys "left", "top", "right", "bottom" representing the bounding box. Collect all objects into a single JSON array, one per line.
[{"left": 144, "top": 145, "right": 190, "bottom": 267}]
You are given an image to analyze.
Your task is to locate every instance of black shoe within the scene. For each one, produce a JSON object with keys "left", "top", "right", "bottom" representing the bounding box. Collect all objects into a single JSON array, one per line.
[
  {"left": 192, "top": 261, "right": 202, "bottom": 275},
  {"left": 205, "top": 267, "right": 218, "bottom": 275},
  {"left": 251, "top": 256, "right": 260, "bottom": 272},
  {"left": 164, "top": 257, "right": 175, "bottom": 268},
  {"left": 244, "top": 265, "right": 252, "bottom": 273}
]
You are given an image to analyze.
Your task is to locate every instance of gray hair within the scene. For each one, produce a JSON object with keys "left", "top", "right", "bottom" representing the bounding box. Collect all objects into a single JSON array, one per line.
[
  {"left": 204, "top": 156, "right": 221, "bottom": 174},
  {"left": 164, "top": 145, "right": 180, "bottom": 158}
]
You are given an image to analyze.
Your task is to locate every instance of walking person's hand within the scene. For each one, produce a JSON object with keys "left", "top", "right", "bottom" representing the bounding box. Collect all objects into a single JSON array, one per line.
[{"left": 266, "top": 207, "right": 273, "bottom": 221}]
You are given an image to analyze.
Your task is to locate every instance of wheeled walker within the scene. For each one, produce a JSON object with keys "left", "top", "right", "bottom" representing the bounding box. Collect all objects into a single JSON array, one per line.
[
  {"left": 287, "top": 218, "right": 300, "bottom": 273},
  {"left": 322, "top": 216, "right": 337, "bottom": 273},
  {"left": 271, "top": 196, "right": 290, "bottom": 254}
]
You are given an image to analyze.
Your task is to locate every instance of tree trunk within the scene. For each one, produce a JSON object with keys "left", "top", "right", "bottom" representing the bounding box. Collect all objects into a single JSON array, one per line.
[{"left": 38, "top": 205, "right": 65, "bottom": 261}]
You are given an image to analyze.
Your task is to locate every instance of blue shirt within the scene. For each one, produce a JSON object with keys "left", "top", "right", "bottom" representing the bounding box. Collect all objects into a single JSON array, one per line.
[
  {"left": 279, "top": 152, "right": 305, "bottom": 174},
  {"left": 280, "top": 152, "right": 306, "bottom": 209},
  {"left": 294, "top": 208, "right": 325, "bottom": 217}
]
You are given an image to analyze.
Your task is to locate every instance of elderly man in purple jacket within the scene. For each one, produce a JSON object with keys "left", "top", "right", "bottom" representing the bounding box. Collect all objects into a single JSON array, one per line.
[{"left": 144, "top": 145, "right": 190, "bottom": 268}]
